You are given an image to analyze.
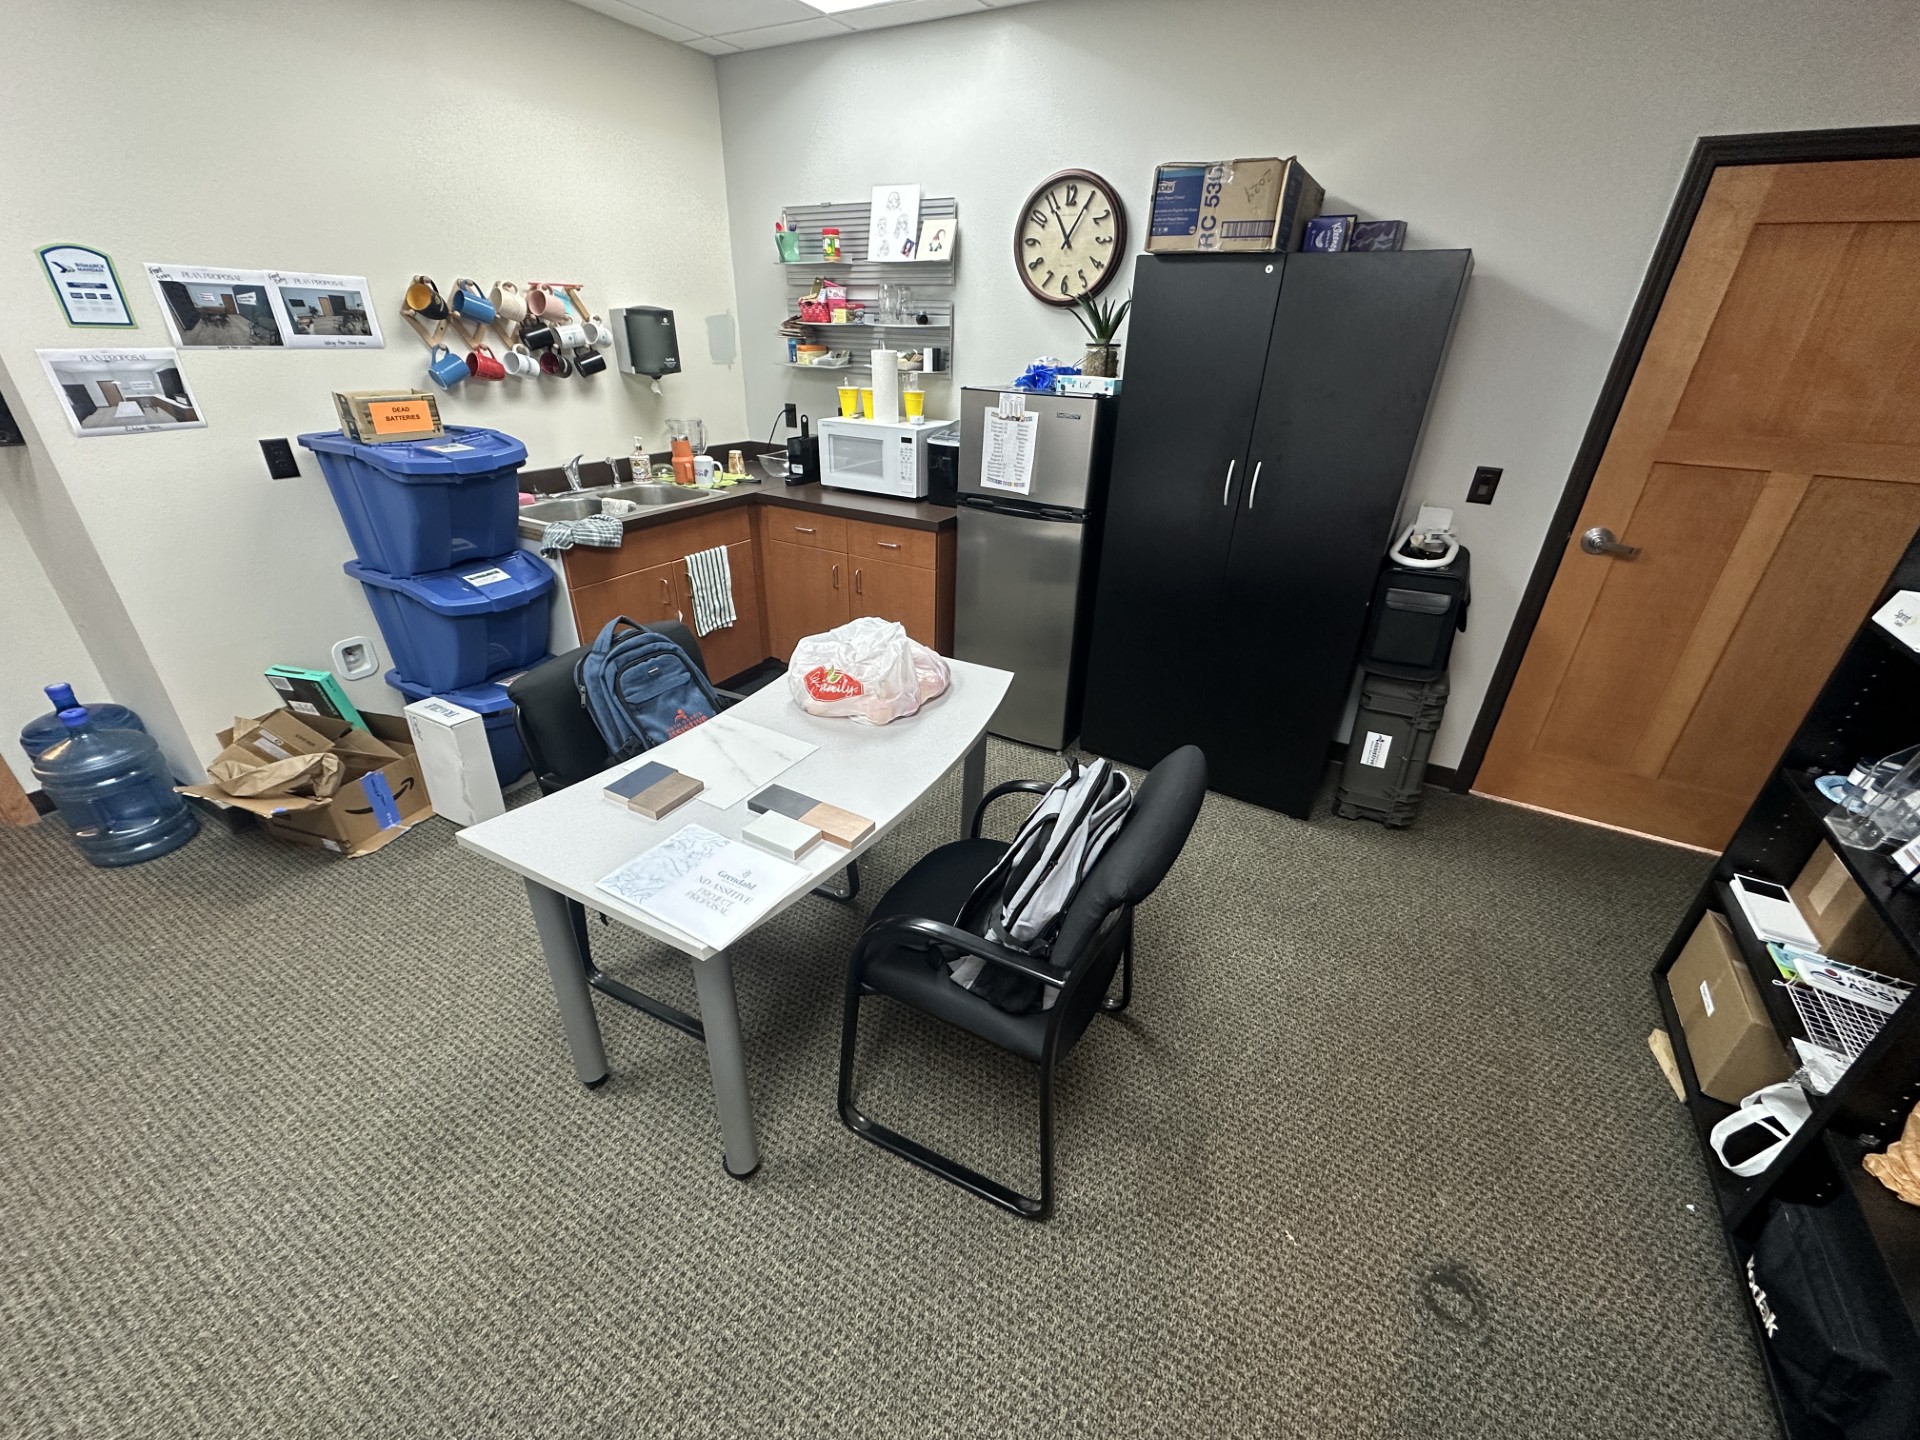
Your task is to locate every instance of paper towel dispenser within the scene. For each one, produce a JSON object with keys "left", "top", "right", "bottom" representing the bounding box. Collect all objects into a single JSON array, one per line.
[{"left": 611, "top": 306, "right": 681, "bottom": 378}]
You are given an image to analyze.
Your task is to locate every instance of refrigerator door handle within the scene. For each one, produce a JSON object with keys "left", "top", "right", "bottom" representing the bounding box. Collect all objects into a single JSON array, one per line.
[
  {"left": 1248, "top": 461, "right": 1263, "bottom": 509},
  {"left": 1221, "top": 459, "right": 1236, "bottom": 507}
]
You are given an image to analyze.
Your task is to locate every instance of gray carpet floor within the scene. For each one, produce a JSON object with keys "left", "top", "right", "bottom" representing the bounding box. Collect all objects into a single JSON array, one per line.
[{"left": 0, "top": 742, "right": 1778, "bottom": 1438}]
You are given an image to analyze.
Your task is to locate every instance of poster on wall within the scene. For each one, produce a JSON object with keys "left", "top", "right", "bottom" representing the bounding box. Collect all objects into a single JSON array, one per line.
[
  {"left": 36, "top": 347, "right": 206, "bottom": 438},
  {"left": 37, "top": 244, "right": 135, "bottom": 328},
  {"left": 268, "top": 270, "right": 383, "bottom": 349},
  {"left": 145, "top": 263, "right": 286, "bottom": 349},
  {"left": 868, "top": 183, "right": 922, "bottom": 261}
]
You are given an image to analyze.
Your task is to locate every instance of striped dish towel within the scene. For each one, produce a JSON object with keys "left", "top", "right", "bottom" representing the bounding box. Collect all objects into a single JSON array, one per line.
[
  {"left": 684, "top": 545, "right": 737, "bottom": 637},
  {"left": 538, "top": 515, "right": 624, "bottom": 555}
]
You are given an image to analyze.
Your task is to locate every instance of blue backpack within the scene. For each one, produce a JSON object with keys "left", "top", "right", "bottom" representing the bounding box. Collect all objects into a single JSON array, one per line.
[{"left": 576, "top": 618, "right": 721, "bottom": 762}]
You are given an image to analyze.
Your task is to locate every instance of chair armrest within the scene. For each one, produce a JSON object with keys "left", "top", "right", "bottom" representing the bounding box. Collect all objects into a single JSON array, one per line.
[
  {"left": 715, "top": 688, "right": 748, "bottom": 708},
  {"left": 855, "top": 915, "right": 1066, "bottom": 990},
  {"left": 970, "top": 780, "right": 1051, "bottom": 839}
]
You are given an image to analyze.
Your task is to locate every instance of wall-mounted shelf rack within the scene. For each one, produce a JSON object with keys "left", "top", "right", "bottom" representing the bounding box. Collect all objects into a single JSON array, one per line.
[{"left": 777, "top": 196, "right": 957, "bottom": 384}]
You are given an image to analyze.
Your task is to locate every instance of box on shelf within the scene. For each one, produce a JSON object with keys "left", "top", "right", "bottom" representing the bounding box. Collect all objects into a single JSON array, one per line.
[
  {"left": 1669, "top": 911, "right": 1795, "bottom": 1103},
  {"left": 1055, "top": 375, "right": 1120, "bottom": 398},
  {"left": 265, "top": 664, "right": 366, "bottom": 730},
  {"left": 176, "top": 710, "right": 431, "bottom": 857},
  {"left": 332, "top": 390, "right": 443, "bottom": 445},
  {"left": 1349, "top": 220, "right": 1408, "bottom": 252},
  {"left": 1790, "top": 841, "right": 1914, "bottom": 978},
  {"left": 1146, "top": 157, "right": 1324, "bottom": 254},
  {"left": 403, "top": 695, "right": 505, "bottom": 828},
  {"left": 1302, "top": 215, "right": 1355, "bottom": 252}
]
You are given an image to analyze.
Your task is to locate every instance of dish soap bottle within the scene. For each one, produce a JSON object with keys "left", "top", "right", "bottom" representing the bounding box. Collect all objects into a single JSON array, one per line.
[{"left": 629, "top": 434, "right": 650, "bottom": 484}]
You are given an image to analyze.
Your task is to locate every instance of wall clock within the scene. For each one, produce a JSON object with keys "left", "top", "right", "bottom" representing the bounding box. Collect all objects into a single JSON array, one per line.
[{"left": 1014, "top": 169, "right": 1127, "bottom": 307}]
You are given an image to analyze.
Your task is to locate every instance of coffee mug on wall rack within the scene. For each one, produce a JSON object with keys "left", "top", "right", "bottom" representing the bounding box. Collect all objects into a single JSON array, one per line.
[
  {"left": 450, "top": 279, "right": 496, "bottom": 325},
  {"left": 575, "top": 348, "right": 607, "bottom": 377},
  {"left": 526, "top": 284, "right": 569, "bottom": 320},
  {"left": 489, "top": 280, "right": 528, "bottom": 327},
  {"left": 582, "top": 316, "right": 612, "bottom": 348},
  {"left": 501, "top": 344, "right": 539, "bottom": 378},
  {"left": 537, "top": 348, "right": 572, "bottom": 377},
  {"left": 554, "top": 321, "right": 588, "bottom": 350},
  {"left": 467, "top": 346, "right": 506, "bottom": 381},
  {"left": 404, "top": 275, "right": 448, "bottom": 320},
  {"left": 427, "top": 344, "right": 468, "bottom": 389},
  {"left": 521, "top": 323, "right": 558, "bottom": 351}
]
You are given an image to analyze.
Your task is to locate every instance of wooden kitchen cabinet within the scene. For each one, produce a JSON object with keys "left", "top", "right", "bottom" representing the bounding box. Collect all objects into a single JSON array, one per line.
[
  {"left": 672, "top": 539, "right": 765, "bottom": 683},
  {"left": 763, "top": 539, "right": 849, "bottom": 660},
  {"left": 851, "top": 558, "right": 938, "bottom": 649},
  {"left": 569, "top": 559, "right": 685, "bottom": 640}
]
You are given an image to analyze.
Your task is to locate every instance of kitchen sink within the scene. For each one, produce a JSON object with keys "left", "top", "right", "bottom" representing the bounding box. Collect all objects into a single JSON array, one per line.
[
  {"left": 601, "top": 483, "right": 717, "bottom": 507},
  {"left": 518, "top": 483, "right": 726, "bottom": 536},
  {"left": 520, "top": 495, "right": 604, "bottom": 522}
]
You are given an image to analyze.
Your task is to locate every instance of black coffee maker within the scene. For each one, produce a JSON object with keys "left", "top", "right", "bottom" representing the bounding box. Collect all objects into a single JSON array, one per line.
[{"left": 784, "top": 415, "right": 819, "bottom": 487}]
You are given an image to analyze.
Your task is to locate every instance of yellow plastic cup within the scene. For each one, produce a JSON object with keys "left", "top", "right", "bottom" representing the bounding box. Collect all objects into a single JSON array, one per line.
[
  {"left": 902, "top": 388, "right": 925, "bottom": 420},
  {"left": 837, "top": 383, "right": 859, "bottom": 418},
  {"left": 859, "top": 387, "right": 874, "bottom": 418}
]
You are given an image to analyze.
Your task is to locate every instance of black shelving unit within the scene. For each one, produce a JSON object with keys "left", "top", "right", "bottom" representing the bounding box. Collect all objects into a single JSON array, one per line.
[{"left": 1653, "top": 528, "right": 1920, "bottom": 1435}]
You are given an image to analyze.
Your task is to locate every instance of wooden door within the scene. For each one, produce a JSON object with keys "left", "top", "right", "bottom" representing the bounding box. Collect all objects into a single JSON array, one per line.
[
  {"left": 673, "top": 540, "right": 767, "bottom": 682},
  {"left": 1478, "top": 159, "right": 1920, "bottom": 849},
  {"left": 569, "top": 559, "right": 684, "bottom": 642},
  {"left": 851, "top": 557, "right": 937, "bottom": 648},
  {"left": 763, "top": 540, "right": 848, "bottom": 661}
]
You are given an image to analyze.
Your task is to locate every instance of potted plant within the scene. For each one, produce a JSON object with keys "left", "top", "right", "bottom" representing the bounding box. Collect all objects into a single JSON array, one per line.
[{"left": 1071, "top": 294, "right": 1130, "bottom": 378}]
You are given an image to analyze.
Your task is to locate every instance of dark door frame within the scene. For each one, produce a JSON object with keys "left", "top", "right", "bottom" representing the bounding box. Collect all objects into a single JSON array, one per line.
[{"left": 1454, "top": 122, "right": 1920, "bottom": 792}]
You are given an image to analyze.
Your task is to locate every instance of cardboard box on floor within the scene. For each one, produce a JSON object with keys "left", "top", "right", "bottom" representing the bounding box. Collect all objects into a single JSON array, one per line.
[
  {"left": 1790, "top": 841, "right": 1914, "bottom": 978},
  {"left": 177, "top": 709, "right": 432, "bottom": 857},
  {"left": 1669, "top": 912, "right": 1794, "bottom": 1103}
]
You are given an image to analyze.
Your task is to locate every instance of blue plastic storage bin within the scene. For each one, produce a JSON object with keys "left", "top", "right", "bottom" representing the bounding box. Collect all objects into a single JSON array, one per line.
[
  {"left": 347, "top": 550, "right": 554, "bottom": 692},
  {"left": 299, "top": 425, "right": 528, "bottom": 577},
  {"left": 385, "top": 669, "right": 534, "bottom": 788}
]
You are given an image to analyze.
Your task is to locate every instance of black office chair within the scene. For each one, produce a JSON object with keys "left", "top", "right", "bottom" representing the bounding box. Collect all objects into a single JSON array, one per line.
[
  {"left": 506, "top": 623, "right": 858, "bottom": 1046},
  {"left": 837, "top": 745, "right": 1207, "bottom": 1220}
]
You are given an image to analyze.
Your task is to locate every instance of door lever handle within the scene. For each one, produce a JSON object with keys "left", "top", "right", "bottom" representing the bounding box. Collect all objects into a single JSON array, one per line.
[
  {"left": 1221, "top": 459, "right": 1236, "bottom": 507},
  {"left": 1248, "top": 461, "right": 1263, "bottom": 509},
  {"left": 1580, "top": 526, "right": 1640, "bottom": 559}
]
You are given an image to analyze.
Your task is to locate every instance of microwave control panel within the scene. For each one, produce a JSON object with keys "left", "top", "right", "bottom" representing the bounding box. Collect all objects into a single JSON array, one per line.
[{"left": 897, "top": 435, "right": 917, "bottom": 487}]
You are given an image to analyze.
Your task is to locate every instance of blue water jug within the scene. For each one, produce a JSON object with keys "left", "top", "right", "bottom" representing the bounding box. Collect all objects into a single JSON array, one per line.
[
  {"left": 19, "top": 682, "right": 146, "bottom": 761},
  {"left": 32, "top": 707, "right": 198, "bottom": 867}
]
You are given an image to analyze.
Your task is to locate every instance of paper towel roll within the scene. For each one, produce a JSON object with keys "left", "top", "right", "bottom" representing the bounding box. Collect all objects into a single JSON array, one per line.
[{"left": 869, "top": 350, "right": 900, "bottom": 424}]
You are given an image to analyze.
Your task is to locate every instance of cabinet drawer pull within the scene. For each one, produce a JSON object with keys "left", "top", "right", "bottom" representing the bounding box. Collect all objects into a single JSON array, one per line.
[
  {"left": 1221, "top": 459, "right": 1236, "bottom": 507},
  {"left": 877, "top": 540, "right": 901, "bottom": 549},
  {"left": 855, "top": 567, "right": 863, "bottom": 596},
  {"left": 1248, "top": 461, "right": 1263, "bottom": 509},
  {"left": 832, "top": 563, "right": 840, "bottom": 590},
  {"left": 793, "top": 525, "right": 816, "bottom": 534}
]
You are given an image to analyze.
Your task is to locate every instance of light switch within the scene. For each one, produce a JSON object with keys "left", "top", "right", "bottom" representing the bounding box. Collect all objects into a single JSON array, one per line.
[{"left": 260, "top": 438, "right": 300, "bottom": 480}]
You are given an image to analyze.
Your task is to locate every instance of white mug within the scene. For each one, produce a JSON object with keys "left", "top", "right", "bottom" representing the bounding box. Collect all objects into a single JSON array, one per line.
[
  {"left": 582, "top": 316, "right": 612, "bottom": 348},
  {"left": 501, "top": 344, "right": 539, "bottom": 378},
  {"left": 554, "top": 321, "right": 588, "bottom": 350}
]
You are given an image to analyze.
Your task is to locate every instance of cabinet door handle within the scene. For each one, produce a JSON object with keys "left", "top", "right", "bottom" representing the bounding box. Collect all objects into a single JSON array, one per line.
[
  {"left": 832, "top": 563, "right": 840, "bottom": 590},
  {"left": 877, "top": 540, "right": 901, "bottom": 549},
  {"left": 659, "top": 577, "right": 671, "bottom": 605},
  {"left": 793, "top": 525, "right": 816, "bottom": 534},
  {"left": 1248, "top": 461, "right": 1263, "bottom": 509},
  {"left": 855, "top": 567, "right": 863, "bottom": 595},
  {"left": 1221, "top": 459, "right": 1236, "bottom": 507}
]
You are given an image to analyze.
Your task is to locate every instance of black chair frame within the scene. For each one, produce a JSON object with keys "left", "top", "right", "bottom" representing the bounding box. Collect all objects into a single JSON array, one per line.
[{"left": 837, "top": 780, "right": 1135, "bottom": 1221}]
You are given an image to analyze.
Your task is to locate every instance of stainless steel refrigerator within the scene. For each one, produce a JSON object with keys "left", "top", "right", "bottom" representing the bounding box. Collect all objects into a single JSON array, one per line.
[{"left": 955, "top": 388, "right": 1115, "bottom": 749}]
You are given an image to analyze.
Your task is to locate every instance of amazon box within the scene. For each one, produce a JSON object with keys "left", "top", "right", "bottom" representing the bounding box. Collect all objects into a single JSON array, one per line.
[
  {"left": 178, "top": 710, "right": 430, "bottom": 857},
  {"left": 1790, "top": 842, "right": 1913, "bottom": 978},
  {"left": 1669, "top": 912, "right": 1793, "bottom": 1103},
  {"left": 1146, "top": 157, "right": 1324, "bottom": 254}
]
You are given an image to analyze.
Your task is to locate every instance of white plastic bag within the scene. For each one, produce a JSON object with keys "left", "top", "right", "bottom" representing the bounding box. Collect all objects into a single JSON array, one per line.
[{"left": 787, "top": 617, "right": 950, "bottom": 725}]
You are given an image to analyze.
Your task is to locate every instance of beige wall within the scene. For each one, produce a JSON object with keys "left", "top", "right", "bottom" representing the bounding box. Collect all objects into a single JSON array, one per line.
[
  {"left": 0, "top": 0, "right": 746, "bottom": 777},
  {"left": 715, "top": 0, "right": 1920, "bottom": 770}
]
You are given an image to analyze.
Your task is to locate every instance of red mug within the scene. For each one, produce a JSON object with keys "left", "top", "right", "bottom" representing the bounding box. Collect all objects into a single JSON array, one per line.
[
  {"left": 537, "top": 348, "right": 572, "bottom": 377},
  {"left": 467, "top": 345, "right": 505, "bottom": 381}
]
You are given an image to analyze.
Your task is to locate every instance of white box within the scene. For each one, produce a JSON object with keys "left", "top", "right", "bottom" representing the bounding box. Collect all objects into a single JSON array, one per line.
[
  {"left": 403, "top": 697, "right": 505, "bottom": 828},
  {"left": 1055, "top": 375, "right": 1120, "bottom": 397}
]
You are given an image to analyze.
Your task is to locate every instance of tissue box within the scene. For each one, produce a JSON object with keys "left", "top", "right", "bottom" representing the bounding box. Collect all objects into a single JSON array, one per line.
[
  {"left": 1349, "top": 220, "right": 1408, "bottom": 252},
  {"left": 1302, "top": 215, "right": 1356, "bottom": 252}
]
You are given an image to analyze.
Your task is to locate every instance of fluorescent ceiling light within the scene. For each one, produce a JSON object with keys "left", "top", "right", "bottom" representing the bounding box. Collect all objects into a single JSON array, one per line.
[{"left": 797, "top": 0, "right": 900, "bottom": 12}]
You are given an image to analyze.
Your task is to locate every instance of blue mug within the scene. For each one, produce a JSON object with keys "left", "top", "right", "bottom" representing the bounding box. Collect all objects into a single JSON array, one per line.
[
  {"left": 427, "top": 344, "right": 468, "bottom": 389},
  {"left": 450, "top": 279, "right": 496, "bottom": 325}
]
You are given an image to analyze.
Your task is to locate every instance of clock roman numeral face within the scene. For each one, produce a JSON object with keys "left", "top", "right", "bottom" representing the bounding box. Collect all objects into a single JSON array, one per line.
[{"left": 1016, "top": 172, "right": 1124, "bottom": 305}]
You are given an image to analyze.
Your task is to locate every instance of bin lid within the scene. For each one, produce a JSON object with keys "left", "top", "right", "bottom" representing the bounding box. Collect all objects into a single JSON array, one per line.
[
  {"left": 345, "top": 549, "right": 554, "bottom": 614},
  {"left": 299, "top": 425, "right": 528, "bottom": 478},
  {"left": 383, "top": 669, "right": 526, "bottom": 716}
]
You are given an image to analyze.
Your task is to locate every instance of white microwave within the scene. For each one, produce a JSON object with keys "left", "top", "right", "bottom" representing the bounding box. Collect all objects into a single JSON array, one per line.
[{"left": 816, "top": 417, "right": 957, "bottom": 499}]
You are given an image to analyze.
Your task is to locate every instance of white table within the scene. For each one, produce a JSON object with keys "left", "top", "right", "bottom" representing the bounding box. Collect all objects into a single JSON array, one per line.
[{"left": 457, "top": 660, "right": 1012, "bottom": 1178}]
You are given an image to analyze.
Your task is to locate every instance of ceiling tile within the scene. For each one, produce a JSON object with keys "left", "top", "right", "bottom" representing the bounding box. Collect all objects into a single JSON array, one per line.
[
  {"left": 715, "top": 16, "right": 854, "bottom": 48},
  {"left": 684, "top": 35, "right": 742, "bottom": 53},
  {"left": 638, "top": 0, "right": 819, "bottom": 31},
  {"left": 578, "top": 2, "right": 700, "bottom": 42},
  {"left": 834, "top": 0, "right": 987, "bottom": 31}
]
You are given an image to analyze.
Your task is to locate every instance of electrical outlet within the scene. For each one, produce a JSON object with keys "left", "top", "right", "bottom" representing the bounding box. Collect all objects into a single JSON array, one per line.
[
  {"left": 1467, "top": 465, "right": 1502, "bottom": 505},
  {"left": 260, "top": 438, "right": 300, "bottom": 480},
  {"left": 782, "top": 402, "right": 798, "bottom": 429}
]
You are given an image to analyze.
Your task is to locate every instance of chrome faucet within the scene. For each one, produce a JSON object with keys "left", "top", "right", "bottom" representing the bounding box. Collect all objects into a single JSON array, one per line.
[{"left": 563, "top": 454, "right": 584, "bottom": 492}]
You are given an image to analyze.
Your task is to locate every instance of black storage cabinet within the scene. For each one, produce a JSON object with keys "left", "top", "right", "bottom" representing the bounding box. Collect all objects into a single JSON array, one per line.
[{"left": 1079, "top": 249, "right": 1471, "bottom": 817}]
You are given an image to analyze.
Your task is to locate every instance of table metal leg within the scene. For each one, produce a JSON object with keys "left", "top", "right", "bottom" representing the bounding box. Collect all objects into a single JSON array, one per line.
[
  {"left": 960, "top": 732, "right": 987, "bottom": 840},
  {"left": 691, "top": 946, "right": 761, "bottom": 1179},
  {"left": 523, "top": 878, "right": 609, "bottom": 1088}
]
